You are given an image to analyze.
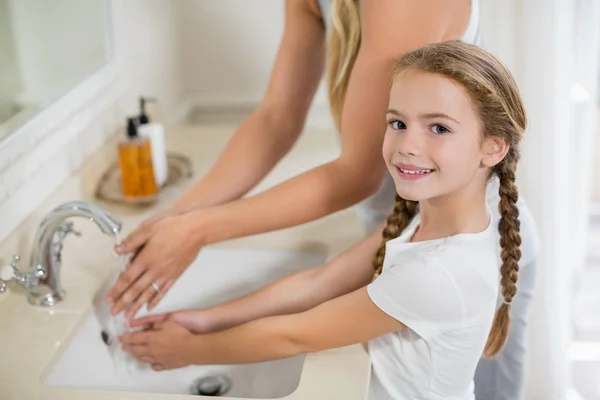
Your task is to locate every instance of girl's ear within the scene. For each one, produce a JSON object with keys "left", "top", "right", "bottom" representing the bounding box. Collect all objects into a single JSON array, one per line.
[{"left": 481, "top": 137, "right": 509, "bottom": 168}]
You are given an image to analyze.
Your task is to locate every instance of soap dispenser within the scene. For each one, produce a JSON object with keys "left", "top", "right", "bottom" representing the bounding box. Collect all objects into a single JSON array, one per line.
[
  {"left": 137, "top": 97, "right": 168, "bottom": 187},
  {"left": 118, "top": 117, "right": 158, "bottom": 200}
]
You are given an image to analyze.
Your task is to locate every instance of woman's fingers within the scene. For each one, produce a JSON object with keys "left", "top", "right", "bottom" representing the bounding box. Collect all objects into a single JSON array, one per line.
[
  {"left": 125, "top": 279, "right": 165, "bottom": 320},
  {"left": 117, "top": 210, "right": 174, "bottom": 255},
  {"left": 107, "top": 254, "right": 148, "bottom": 311},
  {"left": 116, "top": 221, "right": 155, "bottom": 255},
  {"left": 147, "top": 278, "right": 175, "bottom": 311},
  {"left": 116, "top": 229, "right": 148, "bottom": 254}
]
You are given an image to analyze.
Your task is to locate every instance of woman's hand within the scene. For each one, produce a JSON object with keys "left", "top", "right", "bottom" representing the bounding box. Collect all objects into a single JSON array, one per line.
[
  {"left": 106, "top": 211, "right": 205, "bottom": 319},
  {"left": 120, "top": 319, "right": 197, "bottom": 371}
]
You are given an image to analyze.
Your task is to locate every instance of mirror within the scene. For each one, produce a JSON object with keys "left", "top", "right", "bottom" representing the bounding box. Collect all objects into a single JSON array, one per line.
[{"left": 0, "top": 0, "right": 112, "bottom": 141}]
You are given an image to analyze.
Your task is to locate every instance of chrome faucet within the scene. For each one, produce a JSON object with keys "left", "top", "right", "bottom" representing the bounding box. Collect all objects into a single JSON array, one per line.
[{"left": 0, "top": 201, "right": 122, "bottom": 306}]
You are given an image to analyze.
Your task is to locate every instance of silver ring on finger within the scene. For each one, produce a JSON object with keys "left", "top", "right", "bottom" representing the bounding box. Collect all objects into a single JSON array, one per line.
[{"left": 151, "top": 281, "right": 160, "bottom": 293}]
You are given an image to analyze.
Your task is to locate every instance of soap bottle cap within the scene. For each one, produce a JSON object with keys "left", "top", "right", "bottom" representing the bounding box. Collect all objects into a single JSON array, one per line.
[
  {"left": 126, "top": 117, "right": 139, "bottom": 138},
  {"left": 138, "top": 96, "right": 156, "bottom": 125}
]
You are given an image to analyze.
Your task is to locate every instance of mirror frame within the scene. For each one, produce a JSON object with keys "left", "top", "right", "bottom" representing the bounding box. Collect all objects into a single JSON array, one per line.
[{"left": 0, "top": 0, "right": 127, "bottom": 176}]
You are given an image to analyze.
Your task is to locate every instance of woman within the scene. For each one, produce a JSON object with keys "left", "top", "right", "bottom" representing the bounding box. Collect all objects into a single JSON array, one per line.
[{"left": 109, "top": 1, "right": 538, "bottom": 399}]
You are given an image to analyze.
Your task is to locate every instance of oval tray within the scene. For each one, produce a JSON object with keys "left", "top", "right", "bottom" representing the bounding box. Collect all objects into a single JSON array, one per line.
[{"left": 95, "top": 153, "right": 193, "bottom": 205}]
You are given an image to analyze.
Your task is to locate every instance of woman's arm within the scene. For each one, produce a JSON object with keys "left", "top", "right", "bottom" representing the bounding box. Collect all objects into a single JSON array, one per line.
[
  {"left": 130, "top": 223, "right": 384, "bottom": 334},
  {"left": 174, "top": 0, "right": 326, "bottom": 211},
  {"left": 107, "top": 0, "right": 326, "bottom": 317}
]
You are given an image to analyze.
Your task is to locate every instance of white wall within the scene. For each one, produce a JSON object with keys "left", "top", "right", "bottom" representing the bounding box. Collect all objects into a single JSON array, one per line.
[
  {"left": 479, "top": 0, "right": 518, "bottom": 71},
  {"left": 179, "top": 0, "right": 329, "bottom": 111},
  {"left": 120, "top": 0, "right": 184, "bottom": 122},
  {"left": 0, "top": 0, "right": 22, "bottom": 109},
  {"left": 180, "top": 0, "right": 284, "bottom": 105},
  {"left": 480, "top": 1, "right": 600, "bottom": 399}
]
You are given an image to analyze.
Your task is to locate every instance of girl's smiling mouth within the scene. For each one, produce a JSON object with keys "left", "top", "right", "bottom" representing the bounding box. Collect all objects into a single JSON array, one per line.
[{"left": 394, "top": 163, "right": 436, "bottom": 179}]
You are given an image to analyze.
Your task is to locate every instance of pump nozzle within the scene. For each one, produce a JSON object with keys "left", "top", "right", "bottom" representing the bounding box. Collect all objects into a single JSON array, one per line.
[{"left": 139, "top": 97, "right": 157, "bottom": 124}]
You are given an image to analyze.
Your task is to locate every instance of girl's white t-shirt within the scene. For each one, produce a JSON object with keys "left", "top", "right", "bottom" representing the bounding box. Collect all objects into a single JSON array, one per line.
[{"left": 367, "top": 210, "right": 500, "bottom": 400}]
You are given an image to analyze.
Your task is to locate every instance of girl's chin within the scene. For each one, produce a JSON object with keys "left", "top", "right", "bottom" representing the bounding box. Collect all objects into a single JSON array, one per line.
[{"left": 394, "top": 188, "right": 423, "bottom": 202}]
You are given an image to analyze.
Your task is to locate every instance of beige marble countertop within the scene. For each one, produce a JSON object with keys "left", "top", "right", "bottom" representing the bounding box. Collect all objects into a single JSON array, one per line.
[{"left": 0, "top": 123, "right": 371, "bottom": 400}]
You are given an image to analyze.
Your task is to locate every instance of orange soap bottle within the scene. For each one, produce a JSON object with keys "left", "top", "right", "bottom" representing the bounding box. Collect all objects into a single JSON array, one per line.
[{"left": 118, "top": 117, "right": 158, "bottom": 200}]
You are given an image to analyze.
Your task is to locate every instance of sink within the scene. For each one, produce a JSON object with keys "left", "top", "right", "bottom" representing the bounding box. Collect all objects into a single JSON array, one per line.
[{"left": 42, "top": 246, "right": 327, "bottom": 398}]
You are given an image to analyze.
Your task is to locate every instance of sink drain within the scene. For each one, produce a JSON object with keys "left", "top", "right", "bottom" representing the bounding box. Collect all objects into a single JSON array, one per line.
[
  {"left": 190, "top": 375, "right": 232, "bottom": 396},
  {"left": 101, "top": 330, "right": 112, "bottom": 346}
]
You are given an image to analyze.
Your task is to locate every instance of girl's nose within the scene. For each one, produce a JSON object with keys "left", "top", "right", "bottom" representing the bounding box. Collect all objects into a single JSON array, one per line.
[{"left": 395, "top": 128, "right": 422, "bottom": 156}]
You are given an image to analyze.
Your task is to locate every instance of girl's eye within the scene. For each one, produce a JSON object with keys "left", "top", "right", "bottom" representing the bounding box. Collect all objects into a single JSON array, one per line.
[
  {"left": 431, "top": 124, "right": 449, "bottom": 135},
  {"left": 389, "top": 120, "right": 406, "bottom": 130}
]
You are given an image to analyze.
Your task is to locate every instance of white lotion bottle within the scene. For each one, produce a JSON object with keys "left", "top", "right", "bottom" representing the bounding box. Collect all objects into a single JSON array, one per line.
[{"left": 137, "top": 97, "right": 168, "bottom": 187}]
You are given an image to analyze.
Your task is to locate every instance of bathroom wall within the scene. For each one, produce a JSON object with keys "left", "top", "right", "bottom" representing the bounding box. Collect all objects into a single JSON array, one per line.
[
  {"left": 0, "top": 0, "right": 185, "bottom": 242},
  {"left": 178, "top": 0, "right": 331, "bottom": 126},
  {"left": 179, "top": 0, "right": 284, "bottom": 105},
  {"left": 0, "top": 0, "right": 22, "bottom": 115},
  {"left": 478, "top": 0, "right": 518, "bottom": 71},
  {"left": 119, "top": 0, "right": 185, "bottom": 123}
]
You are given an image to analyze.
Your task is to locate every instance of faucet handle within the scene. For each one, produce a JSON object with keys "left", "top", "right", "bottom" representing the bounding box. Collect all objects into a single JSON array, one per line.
[
  {"left": 0, "top": 255, "right": 21, "bottom": 293},
  {"left": 0, "top": 266, "right": 14, "bottom": 292},
  {"left": 0, "top": 255, "right": 46, "bottom": 294},
  {"left": 0, "top": 255, "right": 20, "bottom": 279}
]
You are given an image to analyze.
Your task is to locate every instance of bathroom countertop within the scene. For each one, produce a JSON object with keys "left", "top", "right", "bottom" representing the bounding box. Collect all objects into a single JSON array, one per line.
[{"left": 0, "top": 123, "right": 372, "bottom": 400}]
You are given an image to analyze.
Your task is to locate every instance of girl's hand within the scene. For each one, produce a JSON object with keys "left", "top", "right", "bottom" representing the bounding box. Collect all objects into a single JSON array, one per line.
[
  {"left": 120, "top": 320, "right": 196, "bottom": 371},
  {"left": 106, "top": 211, "right": 205, "bottom": 319},
  {"left": 129, "top": 310, "right": 212, "bottom": 334}
]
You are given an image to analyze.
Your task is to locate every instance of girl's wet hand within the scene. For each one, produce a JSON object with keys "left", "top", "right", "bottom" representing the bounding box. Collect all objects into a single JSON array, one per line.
[
  {"left": 129, "top": 310, "right": 212, "bottom": 334},
  {"left": 106, "top": 212, "right": 205, "bottom": 319},
  {"left": 120, "top": 320, "right": 196, "bottom": 371}
]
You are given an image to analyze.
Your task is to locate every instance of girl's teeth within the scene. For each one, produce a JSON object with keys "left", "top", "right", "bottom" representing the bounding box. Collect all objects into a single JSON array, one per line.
[{"left": 401, "top": 169, "right": 431, "bottom": 175}]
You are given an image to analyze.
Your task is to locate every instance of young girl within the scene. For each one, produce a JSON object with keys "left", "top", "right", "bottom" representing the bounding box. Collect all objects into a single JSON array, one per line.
[{"left": 120, "top": 40, "right": 525, "bottom": 400}]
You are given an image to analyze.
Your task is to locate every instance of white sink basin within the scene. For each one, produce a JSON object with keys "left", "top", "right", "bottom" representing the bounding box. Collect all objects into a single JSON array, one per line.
[{"left": 42, "top": 247, "right": 327, "bottom": 398}]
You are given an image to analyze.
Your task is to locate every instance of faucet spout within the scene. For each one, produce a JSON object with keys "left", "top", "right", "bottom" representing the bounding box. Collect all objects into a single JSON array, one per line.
[
  {"left": 36, "top": 201, "right": 122, "bottom": 237},
  {"left": 27, "top": 201, "right": 122, "bottom": 307}
]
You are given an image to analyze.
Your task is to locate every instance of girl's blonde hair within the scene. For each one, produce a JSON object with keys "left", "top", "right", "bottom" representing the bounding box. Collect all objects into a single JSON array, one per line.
[
  {"left": 372, "top": 40, "right": 526, "bottom": 358},
  {"left": 326, "top": 0, "right": 360, "bottom": 131}
]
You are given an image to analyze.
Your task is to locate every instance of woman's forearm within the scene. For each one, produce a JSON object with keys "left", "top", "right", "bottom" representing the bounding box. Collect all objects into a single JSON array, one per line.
[
  {"left": 194, "top": 158, "right": 384, "bottom": 245},
  {"left": 174, "top": 108, "right": 303, "bottom": 212},
  {"left": 174, "top": 0, "right": 326, "bottom": 212}
]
